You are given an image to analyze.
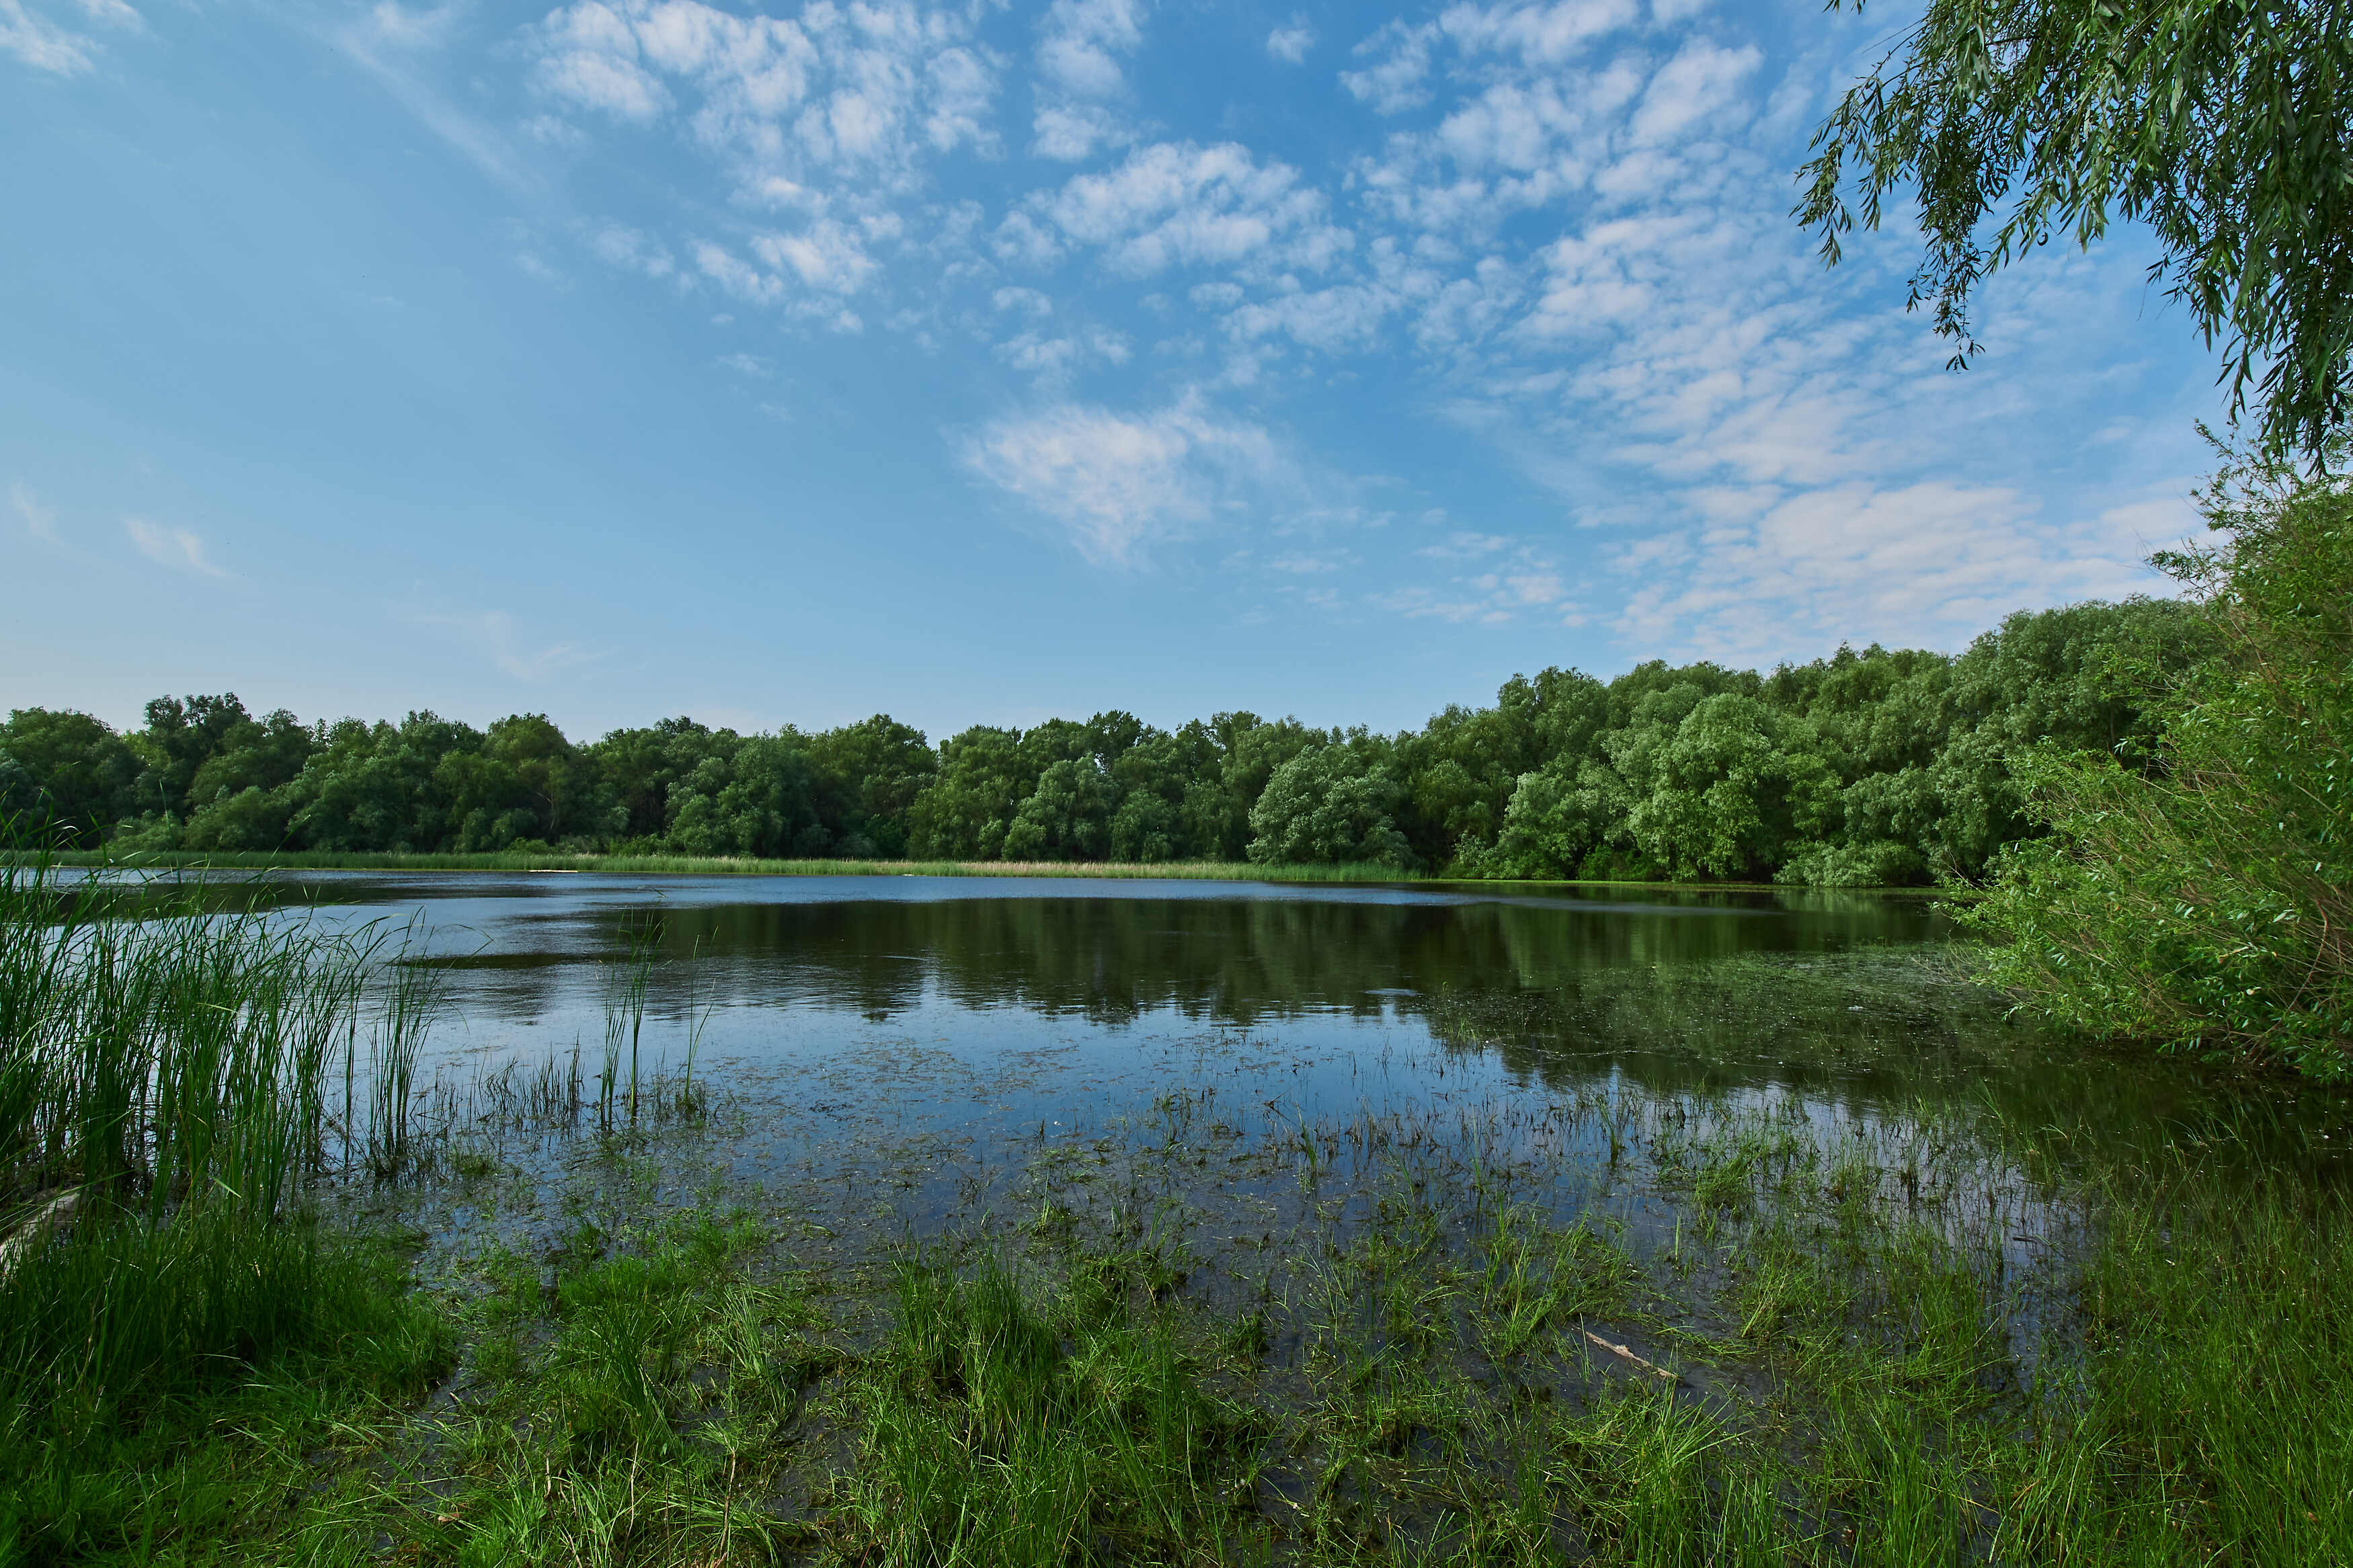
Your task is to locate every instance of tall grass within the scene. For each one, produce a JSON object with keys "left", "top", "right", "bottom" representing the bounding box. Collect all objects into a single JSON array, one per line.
[
  {"left": 0, "top": 843, "right": 441, "bottom": 1455},
  {"left": 598, "top": 916, "right": 656, "bottom": 1132},
  {"left": 365, "top": 930, "right": 445, "bottom": 1180}
]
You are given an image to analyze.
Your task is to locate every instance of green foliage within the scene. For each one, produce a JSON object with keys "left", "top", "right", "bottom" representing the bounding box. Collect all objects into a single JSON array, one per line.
[
  {"left": 1801, "top": 0, "right": 2353, "bottom": 460},
  {"left": 1969, "top": 448, "right": 2352, "bottom": 1077},
  {"left": 1003, "top": 758, "right": 1114, "bottom": 861},
  {"left": 1246, "top": 739, "right": 1412, "bottom": 868},
  {"left": 5, "top": 596, "right": 2198, "bottom": 882},
  {"left": 0, "top": 710, "right": 138, "bottom": 846}
]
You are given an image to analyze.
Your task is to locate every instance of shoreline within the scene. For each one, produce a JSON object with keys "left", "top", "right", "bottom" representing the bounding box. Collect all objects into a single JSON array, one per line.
[{"left": 14, "top": 848, "right": 1950, "bottom": 895}]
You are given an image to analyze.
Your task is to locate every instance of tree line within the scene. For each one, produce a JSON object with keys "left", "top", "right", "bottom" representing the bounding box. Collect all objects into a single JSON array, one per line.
[{"left": 0, "top": 597, "right": 2203, "bottom": 886}]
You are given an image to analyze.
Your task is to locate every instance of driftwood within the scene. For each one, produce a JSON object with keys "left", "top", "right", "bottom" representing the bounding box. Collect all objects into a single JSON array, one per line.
[
  {"left": 0, "top": 1190, "right": 79, "bottom": 1284},
  {"left": 1580, "top": 1325, "right": 1679, "bottom": 1384}
]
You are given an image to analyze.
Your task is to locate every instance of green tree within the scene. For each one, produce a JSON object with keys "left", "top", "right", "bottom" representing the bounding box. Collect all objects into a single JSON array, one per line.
[
  {"left": 1203, "top": 714, "right": 1321, "bottom": 860},
  {"left": 588, "top": 718, "right": 730, "bottom": 845},
  {"left": 1623, "top": 694, "right": 1840, "bottom": 882},
  {"left": 1801, "top": 0, "right": 2353, "bottom": 458},
  {"left": 807, "top": 715, "right": 934, "bottom": 857},
  {"left": 184, "top": 708, "right": 316, "bottom": 806},
  {"left": 1002, "top": 759, "right": 1115, "bottom": 861},
  {"left": 907, "top": 727, "right": 1028, "bottom": 860},
  {"left": 1246, "top": 742, "right": 1412, "bottom": 868},
  {"left": 131, "top": 694, "right": 254, "bottom": 821},
  {"left": 180, "top": 786, "right": 293, "bottom": 852},
  {"left": 1479, "top": 756, "right": 1638, "bottom": 880},
  {"left": 0, "top": 709, "right": 141, "bottom": 845},
  {"left": 668, "top": 734, "right": 827, "bottom": 858},
  {"left": 282, "top": 712, "right": 479, "bottom": 852},
  {"left": 1108, "top": 725, "right": 1222, "bottom": 862}
]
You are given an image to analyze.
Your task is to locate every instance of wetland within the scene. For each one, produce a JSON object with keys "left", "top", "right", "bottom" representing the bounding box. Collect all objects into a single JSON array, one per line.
[{"left": 4, "top": 868, "right": 2350, "bottom": 1564}]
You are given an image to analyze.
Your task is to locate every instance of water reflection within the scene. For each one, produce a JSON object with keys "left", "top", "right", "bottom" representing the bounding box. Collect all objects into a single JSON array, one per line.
[
  {"left": 271, "top": 872, "right": 1947, "bottom": 1025},
  {"left": 77, "top": 868, "right": 2342, "bottom": 1173}
]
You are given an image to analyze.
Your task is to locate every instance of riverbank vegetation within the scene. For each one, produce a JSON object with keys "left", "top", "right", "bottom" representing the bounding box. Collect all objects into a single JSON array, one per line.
[
  {"left": 1970, "top": 448, "right": 2352, "bottom": 1080},
  {"left": 1, "top": 593, "right": 2200, "bottom": 889},
  {"left": 22, "top": 851, "right": 1472, "bottom": 884},
  {"left": 19, "top": 458, "right": 2351, "bottom": 1072}
]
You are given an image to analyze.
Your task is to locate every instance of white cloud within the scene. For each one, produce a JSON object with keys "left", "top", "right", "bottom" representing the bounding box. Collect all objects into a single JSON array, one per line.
[
  {"left": 1609, "top": 479, "right": 2186, "bottom": 661},
  {"left": 1417, "top": 531, "right": 1509, "bottom": 561},
  {"left": 1374, "top": 533, "right": 1568, "bottom": 624},
  {"left": 126, "top": 518, "right": 229, "bottom": 579},
  {"left": 992, "top": 209, "right": 1064, "bottom": 267},
  {"left": 751, "top": 218, "right": 878, "bottom": 294},
  {"left": 423, "top": 609, "right": 600, "bottom": 681},
  {"left": 1029, "top": 0, "right": 1144, "bottom": 158},
  {"left": 526, "top": 0, "right": 1000, "bottom": 193},
  {"left": 1036, "top": 141, "right": 1351, "bottom": 276},
  {"left": 994, "top": 327, "right": 1132, "bottom": 386},
  {"left": 362, "top": 2, "right": 453, "bottom": 51},
  {"left": 1441, "top": 0, "right": 1638, "bottom": 63},
  {"left": 961, "top": 395, "right": 1289, "bottom": 566},
  {"left": 9, "top": 482, "right": 56, "bottom": 542},
  {"left": 1265, "top": 18, "right": 1314, "bottom": 63},
  {"left": 1341, "top": 20, "right": 1435, "bottom": 114},
  {"left": 1035, "top": 0, "right": 1144, "bottom": 97},
  {"left": 592, "top": 223, "right": 676, "bottom": 278},
  {"left": 715, "top": 351, "right": 773, "bottom": 377},
  {"left": 1, "top": 0, "right": 136, "bottom": 73},
  {"left": 692, "top": 239, "right": 784, "bottom": 305},
  {"left": 1031, "top": 101, "right": 1127, "bottom": 161},
  {"left": 315, "top": 0, "right": 2197, "bottom": 651},
  {"left": 1626, "top": 37, "right": 1759, "bottom": 145},
  {"left": 1266, "top": 549, "right": 1351, "bottom": 573},
  {"left": 1226, "top": 282, "right": 1398, "bottom": 352}
]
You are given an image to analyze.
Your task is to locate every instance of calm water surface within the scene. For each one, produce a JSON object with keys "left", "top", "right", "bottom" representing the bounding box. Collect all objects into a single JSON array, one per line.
[{"left": 202, "top": 871, "right": 2340, "bottom": 1194}]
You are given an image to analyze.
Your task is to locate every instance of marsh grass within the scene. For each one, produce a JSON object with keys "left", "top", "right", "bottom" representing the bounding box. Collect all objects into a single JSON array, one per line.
[
  {"left": 0, "top": 844, "right": 461, "bottom": 1558},
  {"left": 32, "top": 1069, "right": 2349, "bottom": 1566}
]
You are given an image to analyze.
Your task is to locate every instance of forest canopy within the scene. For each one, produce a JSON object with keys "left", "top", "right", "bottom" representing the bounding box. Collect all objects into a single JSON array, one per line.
[{"left": 1, "top": 597, "right": 2200, "bottom": 886}]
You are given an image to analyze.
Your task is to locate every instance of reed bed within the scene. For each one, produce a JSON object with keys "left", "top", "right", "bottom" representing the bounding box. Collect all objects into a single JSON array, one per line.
[{"left": 0, "top": 848, "right": 470, "bottom": 1483}]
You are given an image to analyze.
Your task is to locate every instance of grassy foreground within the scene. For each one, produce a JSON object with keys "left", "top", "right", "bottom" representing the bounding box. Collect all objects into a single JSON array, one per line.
[{"left": 21, "top": 1075, "right": 2348, "bottom": 1566}]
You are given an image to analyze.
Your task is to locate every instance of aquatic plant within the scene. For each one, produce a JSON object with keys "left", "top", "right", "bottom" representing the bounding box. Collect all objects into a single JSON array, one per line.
[{"left": 0, "top": 840, "right": 450, "bottom": 1517}]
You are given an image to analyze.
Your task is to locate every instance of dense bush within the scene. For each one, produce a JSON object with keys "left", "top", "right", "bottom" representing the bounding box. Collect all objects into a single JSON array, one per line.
[{"left": 1969, "top": 450, "right": 2352, "bottom": 1079}]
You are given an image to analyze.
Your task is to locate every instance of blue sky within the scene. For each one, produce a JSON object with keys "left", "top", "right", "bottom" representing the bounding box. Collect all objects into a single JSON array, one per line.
[{"left": 3, "top": 0, "right": 2217, "bottom": 741}]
